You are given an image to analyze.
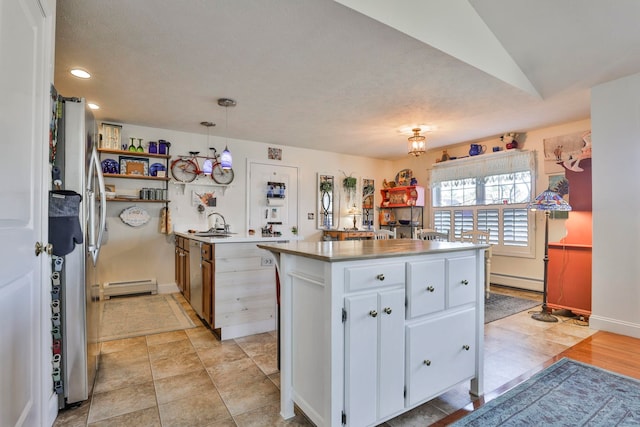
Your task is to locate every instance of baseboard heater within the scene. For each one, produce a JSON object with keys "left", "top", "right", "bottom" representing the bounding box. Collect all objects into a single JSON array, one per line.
[{"left": 101, "top": 279, "right": 158, "bottom": 300}]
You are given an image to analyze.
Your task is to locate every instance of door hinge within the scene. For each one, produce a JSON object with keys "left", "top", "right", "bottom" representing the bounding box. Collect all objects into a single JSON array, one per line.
[
  {"left": 342, "top": 307, "right": 347, "bottom": 323},
  {"left": 342, "top": 410, "right": 346, "bottom": 425},
  {"left": 404, "top": 386, "right": 407, "bottom": 398},
  {"left": 405, "top": 296, "right": 408, "bottom": 307}
]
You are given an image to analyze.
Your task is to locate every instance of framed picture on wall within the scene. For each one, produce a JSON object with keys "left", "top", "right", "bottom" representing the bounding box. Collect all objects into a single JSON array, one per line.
[{"left": 268, "top": 147, "right": 282, "bottom": 160}]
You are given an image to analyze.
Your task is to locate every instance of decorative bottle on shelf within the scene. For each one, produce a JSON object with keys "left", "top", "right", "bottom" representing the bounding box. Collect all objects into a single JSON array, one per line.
[
  {"left": 148, "top": 141, "right": 157, "bottom": 154},
  {"left": 136, "top": 138, "right": 144, "bottom": 152},
  {"left": 441, "top": 150, "right": 450, "bottom": 161},
  {"left": 128, "top": 137, "right": 136, "bottom": 152}
]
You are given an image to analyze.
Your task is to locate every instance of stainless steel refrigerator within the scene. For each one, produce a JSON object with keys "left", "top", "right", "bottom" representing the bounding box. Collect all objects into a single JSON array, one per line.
[{"left": 53, "top": 96, "right": 106, "bottom": 407}]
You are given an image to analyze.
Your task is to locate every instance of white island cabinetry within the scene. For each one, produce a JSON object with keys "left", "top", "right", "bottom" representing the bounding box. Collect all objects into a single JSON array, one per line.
[{"left": 258, "top": 240, "right": 485, "bottom": 427}]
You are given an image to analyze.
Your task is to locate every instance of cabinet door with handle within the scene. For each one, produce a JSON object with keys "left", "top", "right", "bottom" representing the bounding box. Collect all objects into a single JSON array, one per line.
[
  {"left": 406, "top": 308, "right": 476, "bottom": 406},
  {"left": 344, "top": 287, "right": 405, "bottom": 426}
]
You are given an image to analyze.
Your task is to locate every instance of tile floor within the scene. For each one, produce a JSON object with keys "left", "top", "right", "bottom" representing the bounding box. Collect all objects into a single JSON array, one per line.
[{"left": 54, "top": 287, "right": 596, "bottom": 426}]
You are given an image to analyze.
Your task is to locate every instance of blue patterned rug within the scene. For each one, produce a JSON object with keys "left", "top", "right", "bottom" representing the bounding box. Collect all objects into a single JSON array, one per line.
[
  {"left": 485, "top": 293, "right": 539, "bottom": 323},
  {"left": 452, "top": 358, "right": 640, "bottom": 426}
]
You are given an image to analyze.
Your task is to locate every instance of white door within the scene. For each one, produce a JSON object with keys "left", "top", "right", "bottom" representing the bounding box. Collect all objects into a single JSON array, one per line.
[
  {"left": 0, "top": 0, "right": 55, "bottom": 426},
  {"left": 247, "top": 161, "right": 298, "bottom": 238}
]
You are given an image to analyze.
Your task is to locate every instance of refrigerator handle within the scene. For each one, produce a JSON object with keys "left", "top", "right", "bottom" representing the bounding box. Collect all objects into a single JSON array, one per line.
[
  {"left": 87, "top": 148, "right": 106, "bottom": 265},
  {"left": 94, "top": 147, "right": 107, "bottom": 259}
]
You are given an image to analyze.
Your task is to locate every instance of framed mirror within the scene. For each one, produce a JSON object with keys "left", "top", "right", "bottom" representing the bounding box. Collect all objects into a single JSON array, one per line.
[
  {"left": 318, "top": 173, "right": 334, "bottom": 229},
  {"left": 362, "top": 178, "right": 374, "bottom": 229}
]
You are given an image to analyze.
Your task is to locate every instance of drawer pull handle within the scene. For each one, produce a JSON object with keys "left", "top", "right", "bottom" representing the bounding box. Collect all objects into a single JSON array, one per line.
[
  {"left": 426, "top": 286, "right": 435, "bottom": 292},
  {"left": 462, "top": 344, "right": 470, "bottom": 351},
  {"left": 376, "top": 274, "right": 385, "bottom": 281},
  {"left": 461, "top": 279, "right": 469, "bottom": 285},
  {"left": 369, "top": 310, "right": 378, "bottom": 318},
  {"left": 383, "top": 307, "right": 392, "bottom": 315},
  {"left": 423, "top": 359, "right": 431, "bottom": 366}
]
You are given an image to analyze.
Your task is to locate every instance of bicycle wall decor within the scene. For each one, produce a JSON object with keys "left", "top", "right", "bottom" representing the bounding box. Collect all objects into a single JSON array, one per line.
[{"left": 170, "top": 147, "right": 234, "bottom": 185}]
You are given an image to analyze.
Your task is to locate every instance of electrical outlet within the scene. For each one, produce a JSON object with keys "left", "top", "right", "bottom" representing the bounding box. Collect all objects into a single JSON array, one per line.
[{"left": 261, "top": 256, "right": 274, "bottom": 266}]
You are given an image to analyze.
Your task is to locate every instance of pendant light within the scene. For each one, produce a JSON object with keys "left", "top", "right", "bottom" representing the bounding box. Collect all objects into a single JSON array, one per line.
[
  {"left": 200, "top": 121, "right": 216, "bottom": 175},
  {"left": 217, "top": 98, "right": 236, "bottom": 170},
  {"left": 408, "top": 128, "right": 426, "bottom": 157}
]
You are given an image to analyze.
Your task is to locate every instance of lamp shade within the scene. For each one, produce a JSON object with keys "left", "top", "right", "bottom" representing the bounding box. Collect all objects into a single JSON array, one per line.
[
  {"left": 528, "top": 189, "right": 572, "bottom": 212},
  {"left": 220, "top": 146, "right": 232, "bottom": 170}
]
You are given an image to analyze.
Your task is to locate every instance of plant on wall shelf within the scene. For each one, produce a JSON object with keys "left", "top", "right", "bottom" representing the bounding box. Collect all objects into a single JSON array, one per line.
[{"left": 342, "top": 173, "right": 357, "bottom": 204}]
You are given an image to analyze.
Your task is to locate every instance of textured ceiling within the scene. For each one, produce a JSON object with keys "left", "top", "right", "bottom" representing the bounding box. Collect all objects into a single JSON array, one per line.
[{"left": 54, "top": 0, "right": 640, "bottom": 160}]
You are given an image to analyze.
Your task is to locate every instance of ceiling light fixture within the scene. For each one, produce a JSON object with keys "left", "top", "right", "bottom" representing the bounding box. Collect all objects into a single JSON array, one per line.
[
  {"left": 88, "top": 103, "right": 100, "bottom": 110},
  {"left": 217, "top": 98, "right": 236, "bottom": 170},
  {"left": 200, "top": 121, "right": 216, "bottom": 175},
  {"left": 408, "top": 128, "right": 426, "bottom": 157},
  {"left": 70, "top": 68, "right": 91, "bottom": 79}
]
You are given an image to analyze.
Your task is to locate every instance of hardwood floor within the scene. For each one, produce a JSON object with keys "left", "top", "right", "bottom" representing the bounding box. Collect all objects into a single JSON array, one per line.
[{"left": 434, "top": 330, "right": 640, "bottom": 425}]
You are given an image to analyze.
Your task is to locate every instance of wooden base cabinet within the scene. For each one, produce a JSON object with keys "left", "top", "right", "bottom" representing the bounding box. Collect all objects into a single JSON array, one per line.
[
  {"left": 201, "top": 243, "right": 213, "bottom": 327},
  {"left": 174, "top": 236, "right": 190, "bottom": 301}
]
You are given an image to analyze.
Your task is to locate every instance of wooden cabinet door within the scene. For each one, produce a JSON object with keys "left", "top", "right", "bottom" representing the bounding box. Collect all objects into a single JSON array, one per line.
[
  {"left": 175, "top": 243, "right": 182, "bottom": 292},
  {"left": 202, "top": 259, "right": 212, "bottom": 326}
]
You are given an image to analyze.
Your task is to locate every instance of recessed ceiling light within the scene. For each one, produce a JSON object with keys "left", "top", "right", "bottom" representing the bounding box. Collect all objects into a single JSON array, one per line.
[
  {"left": 88, "top": 103, "right": 100, "bottom": 110},
  {"left": 70, "top": 68, "right": 91, "bottom": 79}
]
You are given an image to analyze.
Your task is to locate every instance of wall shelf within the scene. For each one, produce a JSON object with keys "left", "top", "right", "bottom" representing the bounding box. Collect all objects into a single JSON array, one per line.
[
  {"left": 171, "top": 181, "right": 232, "bottom": 195},
  {"left": 98, "top": 148, "right": 170, "bottom": 160},
  {"left": 107, "top": 198, "right": 171, "bottom": 203},
  {"left": 103, "top": 173, "right": 170, "bottom": 181}
]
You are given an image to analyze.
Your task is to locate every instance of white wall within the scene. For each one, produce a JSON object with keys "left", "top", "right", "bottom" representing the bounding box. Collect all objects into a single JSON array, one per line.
[
  {"left": 98, "top": 123, "right": 395, "bottom": 289},
  {"left": 591, "top": 72, "right": 640, "bottom": 338},
  {"left": 392, "top": 118, "right": 592, "bottom": 292}
]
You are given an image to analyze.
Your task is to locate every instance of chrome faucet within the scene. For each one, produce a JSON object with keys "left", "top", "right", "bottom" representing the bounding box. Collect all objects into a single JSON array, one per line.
[{"left": 207, "top": 212, "right": 228, "bottom": 233}]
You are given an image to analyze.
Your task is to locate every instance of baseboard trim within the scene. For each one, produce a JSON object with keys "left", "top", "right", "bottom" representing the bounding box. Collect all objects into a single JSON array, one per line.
[
  {"left": 490, "top": 273, "right": 543, "bottom": 292},
  {"left": 589, "top": 315, "right": 640, "bottom": 339}
]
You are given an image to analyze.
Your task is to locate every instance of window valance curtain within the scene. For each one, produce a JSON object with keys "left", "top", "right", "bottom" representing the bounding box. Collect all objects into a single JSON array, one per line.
[{"left": 430, "top": 150, "right": 536, "bottom": 187}]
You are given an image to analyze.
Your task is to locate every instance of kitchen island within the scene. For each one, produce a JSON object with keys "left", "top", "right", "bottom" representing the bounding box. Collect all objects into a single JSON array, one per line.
[
  {"left": 258, "top": 239, "right": 487, "bottom": 427},
  {"left": 175, "top": 232, "right": 289, "bottom": 339}
]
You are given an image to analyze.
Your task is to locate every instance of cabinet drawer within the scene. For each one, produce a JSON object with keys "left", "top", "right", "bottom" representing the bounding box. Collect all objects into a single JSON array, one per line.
[
  {"left": 345, "top": 263, "right": 405, "bottom": 292},
  {"left": 201, "top": 243, "right": 213, "bottom": 261},
  {"left": 447, "top": 256, "right": 477, "bottom": 308},
  {"left": 407, "top": 259, "right": 445, "bottom": 318},
  {"left": 406, "top": 308, "right": 476, "bottom": 406}
]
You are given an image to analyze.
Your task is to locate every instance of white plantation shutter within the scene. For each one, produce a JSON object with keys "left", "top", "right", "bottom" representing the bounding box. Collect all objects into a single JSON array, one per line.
[
  {"left": 478, "top": 209, "right": 499, "bottom": 244},
  {"left": 453, "top": 209, "right": 474, "bottom": 240},
  {"left": 433, "top": 210, "right": 451, "bottom": 236},
  {"left": 431, "top": 150, "right": 536, "bottom": 257},
  {"left": 503, "top": 208, "right": 529, "bottom": 247}
]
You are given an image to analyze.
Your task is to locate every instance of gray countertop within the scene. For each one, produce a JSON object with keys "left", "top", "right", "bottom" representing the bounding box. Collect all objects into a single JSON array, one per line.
[
  {"left": 257, "top": 239, "right": 487, "bottom": 262},
  {"left": 174, "top": 231, "right": 292, "bottom": 244}
]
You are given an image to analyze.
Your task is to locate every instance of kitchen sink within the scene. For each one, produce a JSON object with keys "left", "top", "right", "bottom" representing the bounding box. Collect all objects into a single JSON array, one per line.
[{"left": 193, "top": 232, "right": 234, "bottom": 238}]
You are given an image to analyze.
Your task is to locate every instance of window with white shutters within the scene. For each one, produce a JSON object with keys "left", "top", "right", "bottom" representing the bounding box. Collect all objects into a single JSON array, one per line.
[{"left": 430, "top": 151, "right": 536, "bottom": 257}]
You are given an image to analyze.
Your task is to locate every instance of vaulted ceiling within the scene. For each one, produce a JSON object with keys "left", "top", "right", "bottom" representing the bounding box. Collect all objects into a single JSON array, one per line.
[{"left": 54, "top": 0, "right": 640, "bottom": 159}]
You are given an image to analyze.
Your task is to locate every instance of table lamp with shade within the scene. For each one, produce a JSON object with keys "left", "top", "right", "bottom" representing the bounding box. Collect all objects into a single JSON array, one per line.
[{"left": 527, "top": 189, "right": 572, "bottom": 322}]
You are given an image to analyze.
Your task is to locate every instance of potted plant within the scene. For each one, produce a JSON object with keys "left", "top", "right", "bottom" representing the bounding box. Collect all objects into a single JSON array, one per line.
[
  {"left": 319, "top": 180, "right": 333, "bottom": 193},
  {"left": 343, "top": 175, "right": 357, "bottom": 203}
]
